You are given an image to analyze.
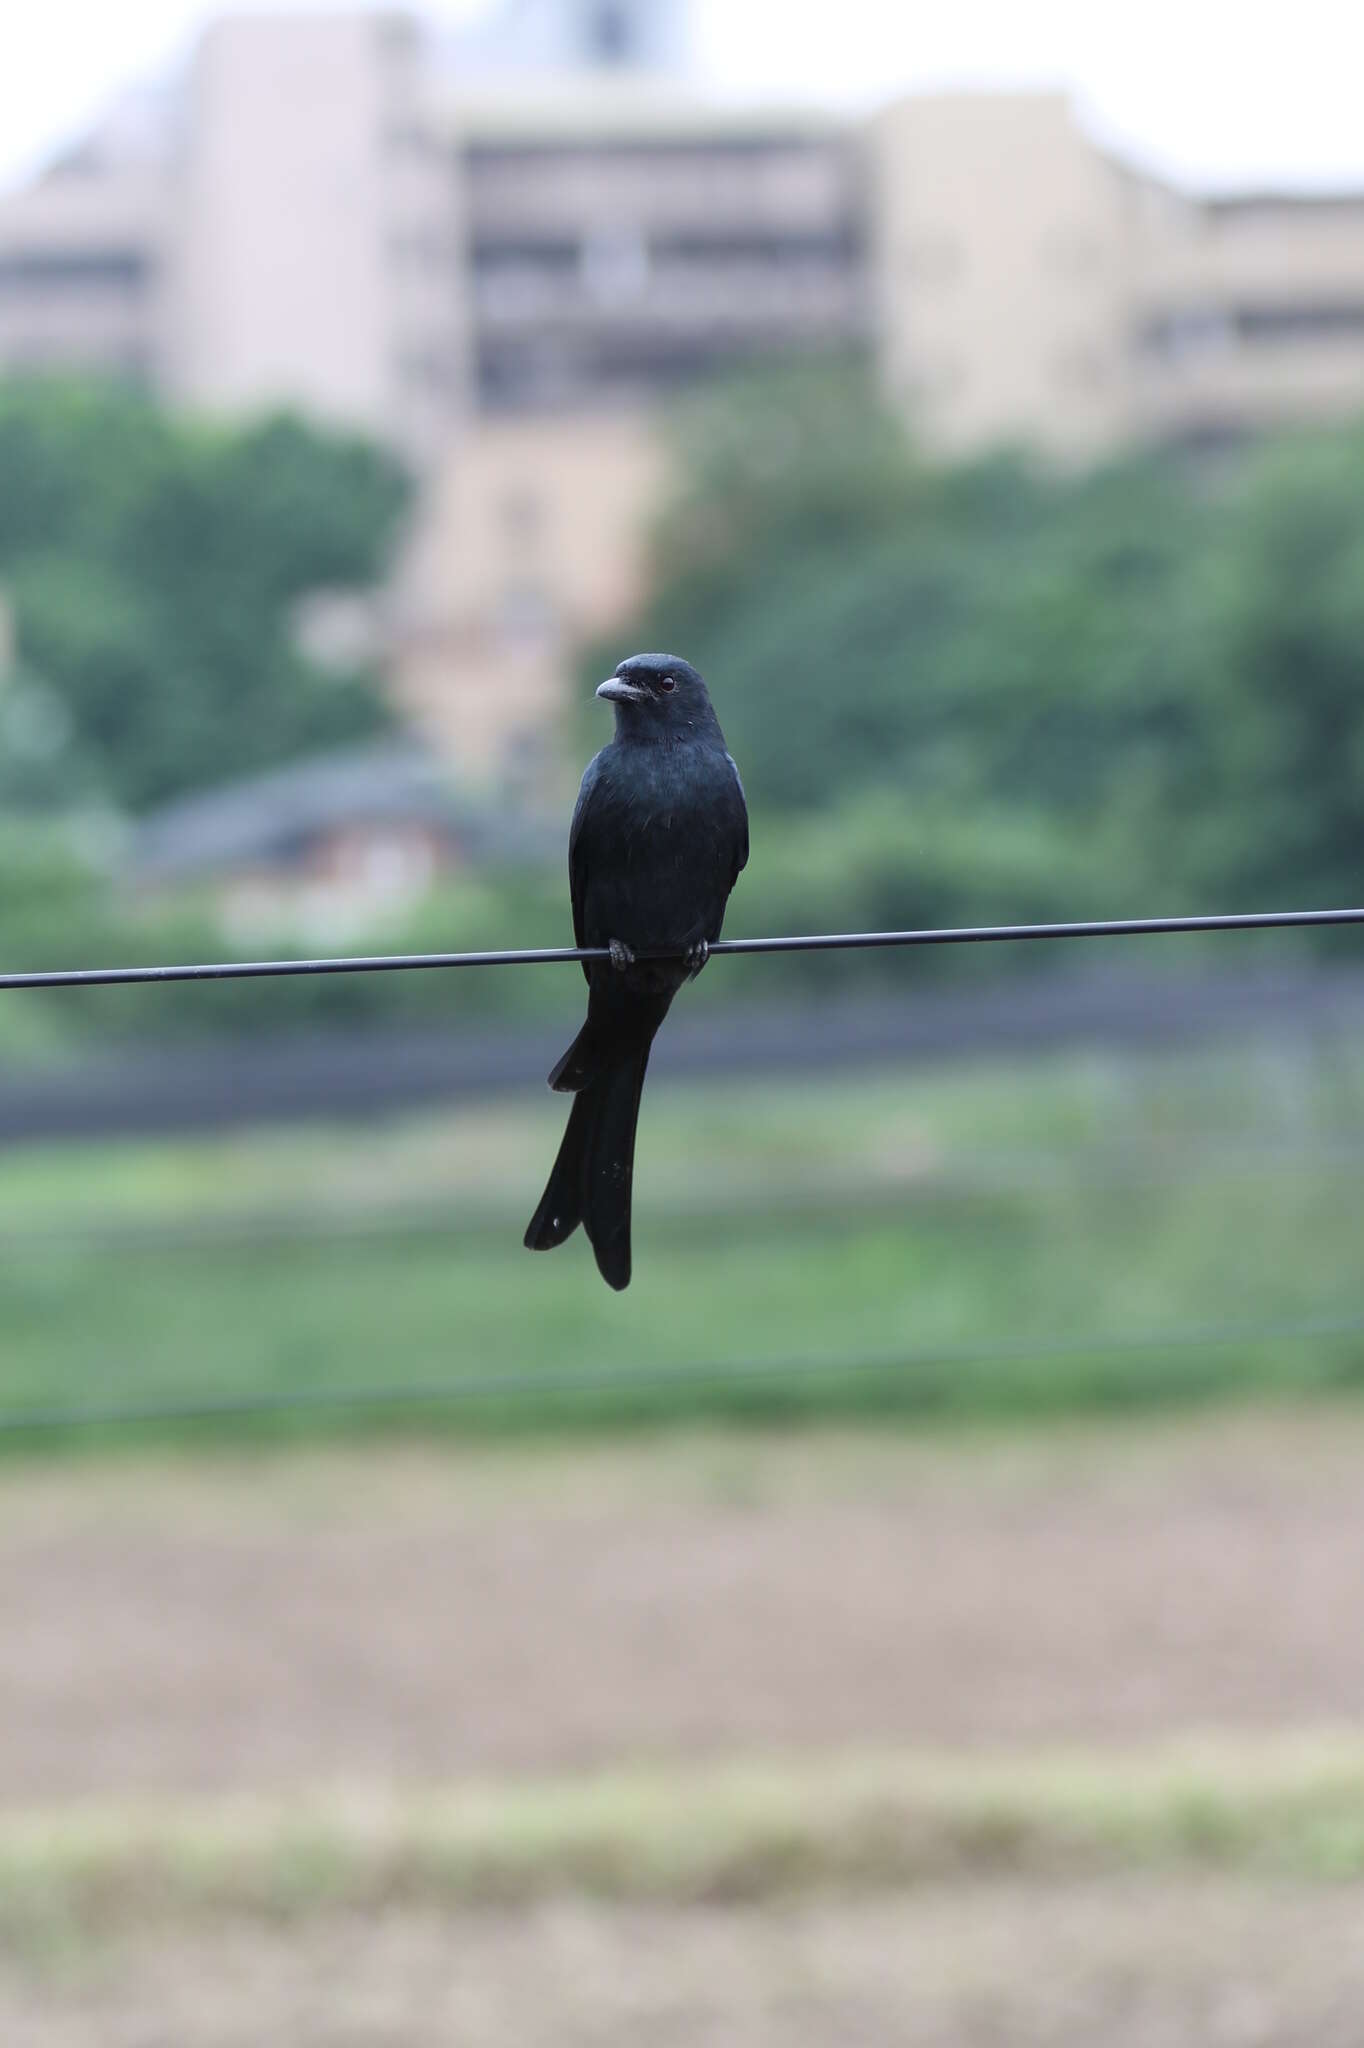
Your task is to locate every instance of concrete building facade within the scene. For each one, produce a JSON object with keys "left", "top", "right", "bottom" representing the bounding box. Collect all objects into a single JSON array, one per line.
[
  {"left": 460, "top": 104, "right": 863, "bottom": 413},
  {"left": 390, "top": 404, "right": 666, "bottom": 772},
  {"left": 872, "top": 91, "right": 1364, "bottom": 457},
  {"left": 169, "top": 12, "right": 468, "bottom": 457},
  {"left": 0, "top": 166, "right": 169, "bottom": 387},
  {"left": 872, "top": 93, "right": 1135, "bottom": 459}
]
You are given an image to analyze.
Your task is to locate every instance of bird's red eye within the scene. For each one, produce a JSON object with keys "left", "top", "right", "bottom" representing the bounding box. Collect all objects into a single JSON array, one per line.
[{"left": 659, "top": 675, "right": 677, "bottom": 693}]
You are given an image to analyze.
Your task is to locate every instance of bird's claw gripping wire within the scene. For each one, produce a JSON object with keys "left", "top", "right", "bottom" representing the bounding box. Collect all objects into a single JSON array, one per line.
[
  {"left": 684, "top": 939, "right": 709, "bottom": 976},
  {"left": 608, "top": 939, "right": 636, "bottom": 972}
]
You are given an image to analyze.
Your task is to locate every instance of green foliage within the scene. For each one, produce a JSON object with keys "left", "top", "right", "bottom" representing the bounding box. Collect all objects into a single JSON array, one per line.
[
  {"left": 1190, "top": 426, "right": 1364, "bottom": 904},
  {"left": 1, "top": 1043, "right": 1362, "bottom": 1442},
  {"left": 590, "top": 363, "right": 1364, "bottom": 939},
  {"left": 654, "top": 355, "right": 930, "bottom": 575},
  {"left": 0, "top": 379, "right": 409, "bottom": 812},
  {"left": 0, "top": 820, "right": 105, "bottom": 956},
  {"left": 6, "top": 365, "right": 1364, "bottom": 1041}
]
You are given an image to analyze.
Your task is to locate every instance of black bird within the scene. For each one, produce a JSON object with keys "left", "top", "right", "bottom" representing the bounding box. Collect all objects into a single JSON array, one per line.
[{"left": 525, "top": 653, "right": 749, "bottom": 1290}]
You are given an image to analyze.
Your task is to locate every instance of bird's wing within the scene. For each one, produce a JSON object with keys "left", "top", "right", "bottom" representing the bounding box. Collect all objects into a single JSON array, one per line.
[
  {"left": 725, "top": 752, "right": 750, "bottom": 887},
  {"left": 568, "top": 750, "right": 607, "bottom": 952}
]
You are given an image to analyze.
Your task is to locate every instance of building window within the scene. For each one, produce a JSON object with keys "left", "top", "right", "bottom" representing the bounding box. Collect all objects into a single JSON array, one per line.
[
  {"left": 1145, "top": 299, "right": 1364, "bottom": 353},
  {"left": 0, "top": 249, "right": 150, "bottom": 294},
  {"left": 581, "top": 228, "right": 650, "bottom": 305},
  {"left": 1235, "top": 300, "right": 1364, "bottom": 344},
  {"left": 1139, "top": 305, "right": 1234, "bottom": 362}
]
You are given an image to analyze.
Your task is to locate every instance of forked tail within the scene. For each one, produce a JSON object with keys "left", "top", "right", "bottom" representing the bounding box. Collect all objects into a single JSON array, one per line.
[{"left": 523, "top": 1043, "right": 652, "bottom": 1290}]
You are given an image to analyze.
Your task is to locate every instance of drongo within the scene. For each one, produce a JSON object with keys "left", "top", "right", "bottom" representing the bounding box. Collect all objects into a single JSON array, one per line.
[{"left": 525, "top": 653, "right": 749, "bottom": 1290}]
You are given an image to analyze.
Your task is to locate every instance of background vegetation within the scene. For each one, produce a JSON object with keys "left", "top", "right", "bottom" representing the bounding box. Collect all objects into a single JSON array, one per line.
[
  {"left": 607, "top": 359, "right": 1364, "bottom": 920},
  {"left": 4, "top": 366, "right": 1363, "bottom": 1048},
  {"left": 2, "top": 1037, "right": 1360, "bottom": 1442},
  {"left": 0, "top": 379, "right": 405, "bottom": 815}
]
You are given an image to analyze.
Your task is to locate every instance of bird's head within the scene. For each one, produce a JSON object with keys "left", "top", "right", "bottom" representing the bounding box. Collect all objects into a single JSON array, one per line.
[{"left": 596, "top": 653, "right": 717, "bottom": 738}]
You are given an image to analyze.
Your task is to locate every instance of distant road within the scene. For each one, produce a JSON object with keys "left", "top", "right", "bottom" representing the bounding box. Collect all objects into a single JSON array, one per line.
[{"left": 0, "top": 964, "right": 1361, "bottom": 1145}]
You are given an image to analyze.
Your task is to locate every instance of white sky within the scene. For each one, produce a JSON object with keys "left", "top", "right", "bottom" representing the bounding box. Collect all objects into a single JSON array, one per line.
[{"left": 2, "top": 0, "right": 1362, "bottom": 193}]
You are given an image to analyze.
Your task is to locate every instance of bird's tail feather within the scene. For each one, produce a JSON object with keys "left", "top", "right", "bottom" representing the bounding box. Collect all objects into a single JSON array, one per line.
[
  {"left": 523, "top": 1089, "right": 593, "bottom": 1250},
  {"left": 547, "top": 1016, "right": 604, "bottom": 1093},
  {"left": 546, "top": 981, "right": 672, "bottom": 1094},
  {"left": 524, "top": 1043, "right": 652, "bottom": 1290}
]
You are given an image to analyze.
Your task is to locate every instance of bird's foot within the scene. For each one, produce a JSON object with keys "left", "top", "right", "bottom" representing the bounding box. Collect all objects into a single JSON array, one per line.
[
  {"left": 684, "top": 939, "right": 709, "bottom": 977},
  {"left": 608, "top": 939, "right": 636, "bottom": 972}
]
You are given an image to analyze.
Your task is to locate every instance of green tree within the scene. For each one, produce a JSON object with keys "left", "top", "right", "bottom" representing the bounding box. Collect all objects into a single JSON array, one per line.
[
  {"left": 1190, "top": 424, "right": 1364, "bottom": 906},
  {"left": 0, "top": 379, "right": 410, "bottom": 811},
  {"left": 592, "top": 360, "right": 1364, "bottom": 939}
]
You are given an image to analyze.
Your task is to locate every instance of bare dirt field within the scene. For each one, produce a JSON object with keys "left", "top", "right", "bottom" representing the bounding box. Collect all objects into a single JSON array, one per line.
[
  {"left": 3, "top": 1408, "right": 1364, "bottom": 1805},
  {"left": 5, "top": 1408, "right": 1364, "bottom": 2046}
]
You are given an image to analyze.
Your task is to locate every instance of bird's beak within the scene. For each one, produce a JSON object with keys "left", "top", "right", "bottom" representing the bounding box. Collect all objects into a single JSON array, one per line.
[{"left": 597, "top": 677, "right": 647, "bottom": 705}]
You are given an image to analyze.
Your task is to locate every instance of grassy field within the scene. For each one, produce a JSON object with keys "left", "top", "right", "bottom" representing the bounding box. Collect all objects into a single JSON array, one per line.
[
  {"left": 7, "top": 1735, "right": 1364, "bottom": 1943},
  {"left": 1, "top": 1034, "right": 1362, "bottom": 1438}
]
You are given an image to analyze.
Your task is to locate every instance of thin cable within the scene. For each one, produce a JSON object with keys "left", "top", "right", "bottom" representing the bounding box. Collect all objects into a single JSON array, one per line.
[
  {"left": 3, "top": 905, "right": 1363, "bottom": 992},
  {"left": 1, "top": 1311, "right": 1361, "bottom": 1436}
]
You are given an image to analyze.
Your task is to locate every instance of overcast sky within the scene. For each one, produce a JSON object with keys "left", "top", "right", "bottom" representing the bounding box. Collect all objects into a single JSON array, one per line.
[{"left": 2, "top": 0, "right": 1362, "bottom": 194}]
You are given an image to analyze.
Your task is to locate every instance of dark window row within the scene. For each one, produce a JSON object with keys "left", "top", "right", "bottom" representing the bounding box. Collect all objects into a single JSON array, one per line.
[
  {"left": 1208, "top": 193, "right": 1364, "bottom": 224},
  {"left": 465, "top": 136, "right": 842, "bottom": 173},
  {"left": 471, "top": 238, "right": 580, "bottom": 275},
  {"left": 470, "top": 229, "right": 859, "bottom": 276},
  {"left": 1236, "top": 300, "right": 1364, "bottom": 342},
  {"left": 476, "top": 330, "right": 858, "bottom": 409},
  {"left": 0, "top": 249, "right": 151, "bottom": 292},
  {"left": 1141, "top": 299, "right": 1364, "bottom": 355},
  {"left": 0, "top": 342, "right": 152, "bottom": 385}
]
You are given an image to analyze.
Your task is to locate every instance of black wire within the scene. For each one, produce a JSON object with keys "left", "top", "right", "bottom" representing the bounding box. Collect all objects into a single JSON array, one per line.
[
  {"left": 3, "top": 906, "right": 1363, "bottom": 992},
  {"left": 1, "top": 1311, "right": 1361, "bottom": 1436}
]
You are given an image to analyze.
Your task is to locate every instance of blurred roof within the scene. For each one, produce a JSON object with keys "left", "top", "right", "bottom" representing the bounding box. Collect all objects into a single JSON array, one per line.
[{"left": 128, "top": 743, "right": 542, "bottom": 882}]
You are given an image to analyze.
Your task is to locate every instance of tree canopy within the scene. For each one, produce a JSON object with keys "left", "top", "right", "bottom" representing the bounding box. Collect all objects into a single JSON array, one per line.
[
  {"left": 588, "top": 360, "right": 1364, "bottom": 929},
  {"left": 0, "top": 380, "right": 409, "bottom": 813}
]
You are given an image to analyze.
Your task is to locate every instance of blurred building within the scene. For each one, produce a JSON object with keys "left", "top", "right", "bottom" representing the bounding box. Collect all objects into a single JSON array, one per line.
[
  {"left": 458, "top": 101, "right": 862, "bottom": 414},
  {"left": 170, "top": 13, "right": 467, "bottom": 456},
  {"left": 127, "top": 741, "right": 539, "bottom": 940},
  {"left": 390, "top": 406, "right": 666, "bottom": 773},
  {"left": 5, "top": 15, "right": 1364, "bottom": 778},
  {"left": 1129, "top": 184, "right": 1364, "bottom": 448},
  {"left": 0, "top": 162, "right": 170, "bottom": 388},
  {"left": 872, "top": 92, "right": 1364, "bottom": 458},
  {"left": 4, "top": 38, "right": 1362, "bottom": 458},
  {"left": 398, "top": 89, "right": 861, "bottom": 772}
]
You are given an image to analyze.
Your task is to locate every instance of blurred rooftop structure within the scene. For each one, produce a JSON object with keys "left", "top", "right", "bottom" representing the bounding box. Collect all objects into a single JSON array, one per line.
[
  {"left": 437, "top": 0, "right": 692, "bottom": 82},
  {"left": 128, "top": 739, "right": 545, "bottom": 939}
]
